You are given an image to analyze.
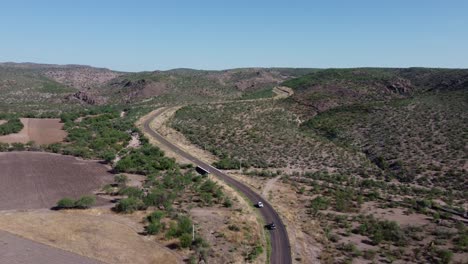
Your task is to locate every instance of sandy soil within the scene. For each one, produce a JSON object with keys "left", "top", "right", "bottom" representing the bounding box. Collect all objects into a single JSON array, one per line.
[
  {"left": 0, "top": 118, "right": 67, "bottom": 145},
  {"left": 0, "top": 120, "right": 6, "bottom": 125},
  {"left": 272, "top": 86, "right": 294, "bottom": 99},
  {"left": 0, "top": 209, "right": 181, "bottom": 264},
  {"left": 361, "top": 202, "right": 431, "bottom": 226},
  {"left": 128, "top": 133, "right": 141, "bottom": 148},
  {"left": 0, "top": 152, "right": 113, "bottom": 210},
  {"left": 262, "top": 175, "right": 281, "bottom": 197},
  {"left": 0, "top": 230, "right": 103, "bottom": 264}
]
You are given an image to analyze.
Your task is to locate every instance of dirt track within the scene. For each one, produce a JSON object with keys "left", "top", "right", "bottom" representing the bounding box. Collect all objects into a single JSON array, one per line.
[
  {"left": 0, "top": 152, "right": 113, "bottom": 210},
  {"left": 0, "top": 230, "right": 103, "bottom": 264},
  {"left": 0, "top": 118, "right": 67, "bottom": 145}
]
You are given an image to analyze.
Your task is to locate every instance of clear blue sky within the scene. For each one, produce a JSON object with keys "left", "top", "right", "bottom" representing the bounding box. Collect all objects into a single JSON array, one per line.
[{"left": 1, "top": 0, "right": 467, "bottom": 72}]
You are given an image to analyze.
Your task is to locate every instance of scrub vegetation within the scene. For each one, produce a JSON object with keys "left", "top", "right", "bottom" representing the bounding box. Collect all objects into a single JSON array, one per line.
[
  {"left": 1, "top": 63, "right": 467, "bottom": 263},
  {"left": 171, "top": 67, "right": 468, "bottom": 263}
]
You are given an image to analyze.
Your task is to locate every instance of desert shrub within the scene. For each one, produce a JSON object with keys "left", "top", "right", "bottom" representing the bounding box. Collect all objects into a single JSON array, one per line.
[
  {"left": 114, "top": 145, "right": 176, "bottom": 174},
  {"left": 56, "top": 196, "right": 95, "bottom": 209},
  {"left": 166, "top": 215, "right": 193, "bottom": 239},
  {"left": 100, "top": 150, "right": 116, "bottom": 163},
  {"left": 338, "top": 242, "right": 361, "bottom": 257},
  {"left": 0, "top": 142, "right": 9, "bottom": 152},
  {"left": 197, "top": 179, "right": 224, "bottom": 205},
  {"left": 146, "top": 222, "right": 163, "bottom": 235},
  {"left": 177, "top": 215, "right": 193, "bottom": 235},
  {"left": 200, "top": 192, "right": 213, "bottom": 206},
  {"left": 102, "top": 184, "right": 115, "bottom": 195},
  {"left": 179, "top": 233, "right": 193, "bottom": 248},
  {"left": 10, "top": 142, "right": 25, "bottom": 151},
  {"left": 119, "top": 186, "right": 144, "bottom": 198},
  {"left": 228, "top": 225, "right": 240, "bottom": 232},
  {"left": 362, "top": 250, "right": 377, "bottom": 260},
  {"left": 357, "top": 216, "right": 407, "bottom": 246},
  {"left": 143, "top": 188, "right": 176, "bottom": 210},
  {"left": 213, "top": 157, "right": 240, "bottom": 170},
  {"left": 46, "top": 143, "right": 62, "bottom": 153},
  {"left": 115, "top": 197, "right": 144, "bottom": 213},
  {"left": 309, "top": 196, "right": 330, "bottom": 212},
  {"left": 435, "top": 248, "right": 453, "bottom": 264},
  {"left": 454, "top": 228, "right": 468, "bottom": 252},
  {"left": 223, "top": 197, "right": 233, "bottom": 208},
  {"left": 60, "top": 110, "right": 133, "bottom": 160},
  {"left": 56, "top": 198, "right": 76, "bottom": 209},
  {"left": 114, "top": 174, "right": 129, "bottom": 186},
  {"left": 334, "top": 189, "right": 356, "bottom": 212},
  {"left": 145, "top": 210, "right": 166, "bottom": 235},
  {"left": 147, "top": 211, "right": 165, "bottom": 223},
  {"left": 0, "top": 118, "right": 23, "bottom": 135},
  {"left": 74, "top": 196, "right": 95, "bottom": 209},
  {"left": 246, "top": 245, "right": 263, "bottom": 261}
]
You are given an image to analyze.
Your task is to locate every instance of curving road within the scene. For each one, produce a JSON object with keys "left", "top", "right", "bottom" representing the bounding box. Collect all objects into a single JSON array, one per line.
[{"left": 143, "top": 109, "right": 292, "bottom": 264}]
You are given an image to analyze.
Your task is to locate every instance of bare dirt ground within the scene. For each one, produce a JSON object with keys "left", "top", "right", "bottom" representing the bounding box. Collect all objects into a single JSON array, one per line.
[
  {"left": 262, "top": 175, "right": 281, "bottom": 197},
  {"left": 0, "top": 118, "right": 67, "bottom": 145},
  {"left": 0, "top": 152, "right": 113, "bottom": 210},
  {"left": 0, "top": 119, "right": 6, "bottom": 125},
  {"left": 0, "top": 209, "right": 181, "bottom": 264},
  {"left": 0, "top": 230, "right": 103, "bottom": 264},
  {"left": 361, "top": 202, "right": 432, "bottom": 226}
]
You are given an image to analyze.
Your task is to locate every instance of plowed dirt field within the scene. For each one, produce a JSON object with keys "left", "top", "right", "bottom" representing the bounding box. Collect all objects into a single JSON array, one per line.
[{"left": 0, "top": 152, "right": 113, "bottom": 210}]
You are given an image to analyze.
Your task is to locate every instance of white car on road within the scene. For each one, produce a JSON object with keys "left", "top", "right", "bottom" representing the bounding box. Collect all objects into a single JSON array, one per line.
[{"left": 257, "top": 201, "right": 264, "bottom": 208}]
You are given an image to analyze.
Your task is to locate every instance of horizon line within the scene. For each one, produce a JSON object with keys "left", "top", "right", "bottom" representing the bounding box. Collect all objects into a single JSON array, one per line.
[{"left": 1, "top": 61, "right": 468, "bottom": 73}]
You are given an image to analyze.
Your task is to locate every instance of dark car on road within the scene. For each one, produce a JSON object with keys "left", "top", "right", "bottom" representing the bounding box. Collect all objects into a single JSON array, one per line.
[{"left": 266, "top": 222, "right": 276, "bottom": 230}]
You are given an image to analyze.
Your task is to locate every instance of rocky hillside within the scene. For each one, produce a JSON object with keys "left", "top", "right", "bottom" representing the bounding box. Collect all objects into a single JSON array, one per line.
[
  {"left": 0, "top": 62, "right": 314, "bottom": 108},
  {"left": 101, "top": 68, "right": 315, "bottom": 104},
  {"left": 0, "top": 63, "right": 121, "bottom": 110},
  {"left": 283, "top": 68, "right": 468, "bottom": 114},
  {"left": 282, "top": 68, "right": 468, "bottom": 190}
]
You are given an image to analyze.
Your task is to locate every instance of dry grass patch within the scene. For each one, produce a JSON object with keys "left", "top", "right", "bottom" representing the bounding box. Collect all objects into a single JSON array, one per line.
[{"left": 0, "top": 209, "right": 181, "bottom": 264}]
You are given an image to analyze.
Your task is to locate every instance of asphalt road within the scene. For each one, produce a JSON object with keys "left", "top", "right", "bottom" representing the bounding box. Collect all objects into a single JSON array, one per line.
[{"left": 143, "top": 109, "right": 292, "bottom": 264}]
